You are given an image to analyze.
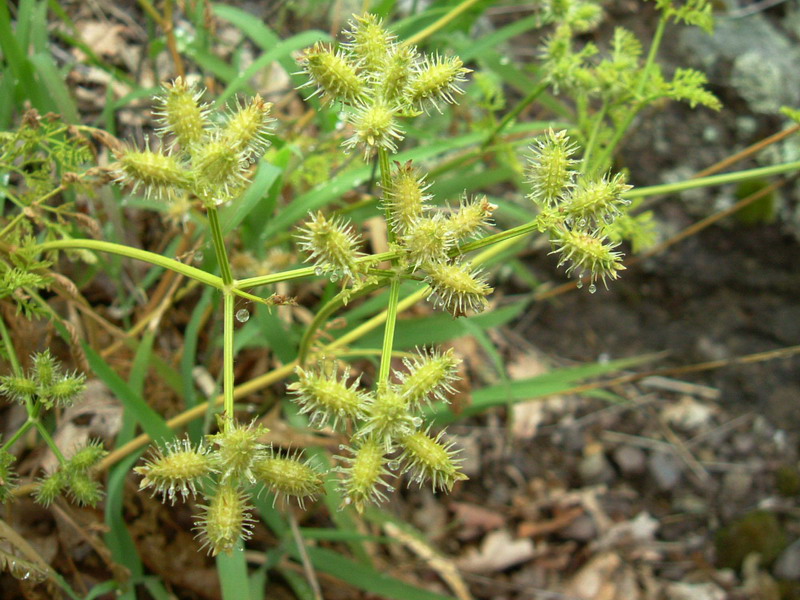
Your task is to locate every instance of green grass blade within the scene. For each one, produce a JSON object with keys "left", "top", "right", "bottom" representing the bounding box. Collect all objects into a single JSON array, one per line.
[
  {"left": 427, "top": 354, "right": 657, "bottom": 424},
  {"left": 84, "top": 346, "right": 175, "bottom": 444},
  {"left": 217, "top": 542, "right": 251, "bottom": 600}
]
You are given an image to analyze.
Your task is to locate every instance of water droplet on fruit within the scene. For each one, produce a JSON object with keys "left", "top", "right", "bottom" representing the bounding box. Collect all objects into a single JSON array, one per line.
[
  {"left": 388, "top": 460, "right": 400, "bottom": 470},
  {"left": 236, "top": 309, "right": 250, "bottom": 323},
  {"left": 588, "top": 283, "right": 597, "bottom": 294},
  {"left": 194, "top": 250, "right": 204, "bottom": 262},
  {"left": 576, "top": 279, "right": 583, "bottom": 289}
]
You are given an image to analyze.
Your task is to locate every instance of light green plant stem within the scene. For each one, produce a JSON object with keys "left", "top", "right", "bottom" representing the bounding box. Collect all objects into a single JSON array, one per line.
[
  {"left": 376, "top": 148, "right": 401, "bottom": 387},
  {"left": 206, "top": 206, "right": 234, "bottom": 287},
  {"left": 589, "top": 15, "right": 668, "bottom": 173},
  {"left": 0, "top": 316, "right": 21, "bottom": 376},
  {"left": 581, "top": 101, "right": 608, "bottom": 174},
  {"left": 402, "top": 0, "right": 485, "bottom": 47},
  {"left": 483, "top": 81, "right": 550, "bottom": 149},
  {"left": 36, "top": 239, "right": 224, "bottom": 290},
  {"left": 623, "top": 160, "right": 800, "bottom": 199},
  {"left": 222, "top": 292, "right": 235, "bottom": 428},
  {"left": 0, "top": 420, "right": 34, "bottom": 453},
  {"left": 33, "top": 420, "right": 67, "bottom": 465}
]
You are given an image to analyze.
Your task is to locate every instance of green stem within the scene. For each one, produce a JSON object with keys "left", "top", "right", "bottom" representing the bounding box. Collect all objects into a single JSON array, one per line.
[
  {"left": 590, "top": 15, "right": 668, "bottom": 173},
  {"left": 222, "top": 292, "right": 235, "bottom": 429},
  {"left": 1, "top": 420, "right": 34, "bottom": 452},
  {"left": 33, "top": 420, "right": 67, "bottom": 465},
  {"left": 377, "top": 277, "right": 401, "bottom": 387},
  {"left": 581, "top": 101, "right": 608, "bottom": 175},
  {"left": 483, "top": 81, "right": 550, "bottom": 149},
  {"left": 0, "top": 316, "right": 22, "bottom": 376},
  {"left": 36, "top": 239, "right": 224, "bottom": 289},
  {"left": 207, "top": 206, "right": 234, "bottom": 287},
  {"left": 624, "top": 160, "right": 800, "bottom": 199},
  {"left": 378, "top": 148, "right": 395, "bottom": 246}
]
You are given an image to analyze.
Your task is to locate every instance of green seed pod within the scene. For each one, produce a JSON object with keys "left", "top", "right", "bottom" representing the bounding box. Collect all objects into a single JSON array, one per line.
[
  {"left": 562, "top": 172, "right": 631, "bottom": 229},
  {"left": 47, "top": 373, "right": 87, "bottom": 408},
  {"left": 446, "top": 195, "right": 496, "bottom": 241},
  {"left": 406, "top": 54, "right": 469, "bottom": 112},
  {"left": 344, "top": 14, "right": 395, "bottom": 73},
  {"left": 135, "top": 438, "right": 214, "bottom": 504},
  {"left": 34, "top": 470, "right": 65, "bottom": 507},
  {"left": 0, "top": 375, "right": 37, "bottom": 404},
  {"left": 288, "top": 365, "right": 368, "bottom": 429},
  {"left": 299, "top": 43, "right": 365, "bottom": 103},
  {"left": 398, "top": 348, "right": 460, "bottom": 407},
  {"left": 208, "top": 421, "right": 268, "bottom": 484},
  {"left": 400, "top": 429, "right": 467, "bottom": 492},
  {"left": 253, "top": 450, "right": 323, "bottom": 507},
  {"left": 195, "top": 484, "right": 254, "bottom": 556},
  {"left": 116, "top": 144, "right": 188, "bottom": 200},
  {"left": 32, "top": 350, "right": 56, "bottom": 387},
  {"left": 527, "top": 129, "right": 579, "bottom": 208},
  {"left": 402, "top": 214, "right": 454, "bottom": 270},
  {"left": 67, "top": 441, "right": 107, "bottom": 473},
  {"left": 296, "top": 212, "right": 363, "bottom": 278},
  {"left": 377, "top": 45, "right": 417, "bottom": 104},
  {"left": 338, "top": 437, "right": 393, "bottom": 512},
  {"left": 0, "top": 448, "right": 18, "bottom": 503},
  {"left": 222, "top": 95, "right": 273, "bottom": 161},
  {"left": 192, "top": 137, "right": 247, "bottom": 204},
  {"left": 343, "top": 100, "right": 404, "bottom": 157},
  {"left": 550, "top": 228, "right": 625, "bottom": 289},
  {"left": 359, "top": 385, "right": 419, "bottom": 451},
  {"left": 384, "top": 161, "right": 431, "bottom": 235},
  {"left": 154, "top": 77, "right": 210, "bottom": 150},
  {"left": 67, "top": 472, "right": 103, "bottom": 507},
  {"left": 425, "top": 261, "right": 492, "bottom": 317}
]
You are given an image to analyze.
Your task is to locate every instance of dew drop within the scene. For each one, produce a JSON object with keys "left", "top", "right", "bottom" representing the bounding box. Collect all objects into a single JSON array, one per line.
[
  {"left": 339, "top": 444, "right": 347, "bottom": 451},
  {"left": 343, "top": 496, "right": 352, "bottom": 505},
  {"left": 329, "top": 272, "right": 339, "bottom": 282},
  {"left": 385, "top": 485, "right": 395, "bottom": 493},
  {"left": 314, "top": 266, "right": 324, "bottom": 276},
  {"left": 411, "top": 417, "right": 423, "bottom": 427},
  {"left": 236, "top": 309, "right": 250, "bottom": 323},
  {"left": 588, "top": 283, "right": 597, "bottom": 294},
  {"left": 22, "top": 571, "right": 31, "bottom": 581},
  {"left": 388, "top": 460, "right": 400, "bottom": 470},
  {"left": 576, "top": 279, "right": 583, "bottom": 289},
  {"left": 194, "top": 250, "right": 204, "bottom": 263}
]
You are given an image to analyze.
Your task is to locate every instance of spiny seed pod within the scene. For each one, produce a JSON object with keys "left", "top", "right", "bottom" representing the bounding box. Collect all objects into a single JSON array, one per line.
[
  {"left": 0, "top": 375, "right": 36, "bottom": 404},
  {"left": 67, "top": 472, "right": 103, "bottom": 507},
  {"left": 359, "top": 386, "right": 420, "bottom": 451},
  {"left": 338, "top": 437, "right": 394, "bottom": 512},
  {"left": 208, "top": 421, "right": 268, "bottom": 484},
  {"left": 288, "top": 365, "right": 369, "bottom": 429},
  {"left": 344, "top": 13, "right": 395, "bottom": 72},
  {"left": 384, "top": 161, "right": 431, "bottom": 235},
  {"left": 377, "top": 45, "right": 416, "bottom": 104},
  {"left": 222, "top": 95, "right": 273, "bottom": 161},
  {"left": 527, "top": 129, "right": 579, "bottom": 208},
  {"left": 296, "top": 212, "right": 363, "bottom": 278},
  {"left": 402, "top": 214, "right": 454, "bottom": 270},
  {"left": 33, "top": 350, "right": 57, "bottom": 386},
  {"left": 254, "top": 450, "right": 323, "bottom": 507},
  {"left": 192, "top": 137, "right": 247, "bottom": 203},
  {"left": 400, "top": 429, "right": 466, "bottom": 492},
  {"left": 135, "top": 438, "right": 214, "bottom": 504},
  {"left": 34, "top": 470, "right": 65, "bottom": 507},
  {"left": 407, "top": 54, "right": 469, "bottom": 112},
  {"left": 550, "top": 228, "right": 625, "bottom": 289},
  {"left": 562, "top": 173, "right": 631, "bottom": 228},
  {"left": 0, "top": 449, "right": 18, "bottom": 503},
  {"left": 153, "top": 77, "right": 210, "bottom": 150},
  {"left": 425, "top": 261, "right": 492, "bottom": 317},
  {"left": 115, "top": 144, "right": 188, "bottom": 200},
  {"left": 343, "top": 101, "right": 404, "bottom": 157},
  {"left": 398, "top": 348, "right": 460, "bottom": 407},
  {"left": 195, "top": 484, "right": 254, "bottom": 556},
  {"left": 47, "top": 374, "right": 86, "bottom": 408},
  {"left": 67, "top": 441, "right": 107, "bottom": 473},
  {"left": 447, "top": 195, "right": 496, "bottom": 241},
  {"left": 299, "top": 43, "right": 365, "bottom": 103}
]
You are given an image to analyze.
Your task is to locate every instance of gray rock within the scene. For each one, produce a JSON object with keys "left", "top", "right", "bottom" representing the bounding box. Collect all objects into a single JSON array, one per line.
[
  {"left": 613, "top": 445, "right": 646, "bottom": 477},
  {"left": 578, "top": 450, "right": 615, "bottom": 486},
  {"left": 774, "top": 538, "right": 800, "bottom": 581},
  {"left": 648, "top": 452, "right": 683, "bottom": 491},
  {"left": 722, "top": 469, "right": 752, "bottom": 501},
  {"left": 560, "top": 514, "right": 596, "bottom": 542}
]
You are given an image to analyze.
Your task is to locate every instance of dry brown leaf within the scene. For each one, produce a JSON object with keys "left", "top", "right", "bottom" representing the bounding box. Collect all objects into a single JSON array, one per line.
[
  {"left": 456, "top": 530, "right": 535, "bottom": 573},
  {"left": 563, "top": 552, "right": 642, "bottom": 600}
]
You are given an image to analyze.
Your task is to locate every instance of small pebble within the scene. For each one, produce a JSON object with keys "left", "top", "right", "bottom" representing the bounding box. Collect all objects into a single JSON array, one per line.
[
  {"left": 648, "top": 452, "right": 683, "bottom": 491},
  {"left": 578, "top": 446, "right": 615, "bottom": 486},
  {"left": 560, "top": 514, "right": 596, "bottom": 542},
  {"left": 722, "top": 469, "right": 752, "bottom": 500},
  {"left": 613, "top": 445, "right": 646, "bottom": 477},
  {"left": 774, "top": 539, "right": 800, "bottom": 581}
]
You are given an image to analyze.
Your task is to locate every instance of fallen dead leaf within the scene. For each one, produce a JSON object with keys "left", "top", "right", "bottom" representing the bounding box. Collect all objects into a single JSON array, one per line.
[
  {"left": 563, "top": 552, "right": 642, "bottom": 600},
  {"left": 456, "top": 530, "right": 535, "bottom": 573}
]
